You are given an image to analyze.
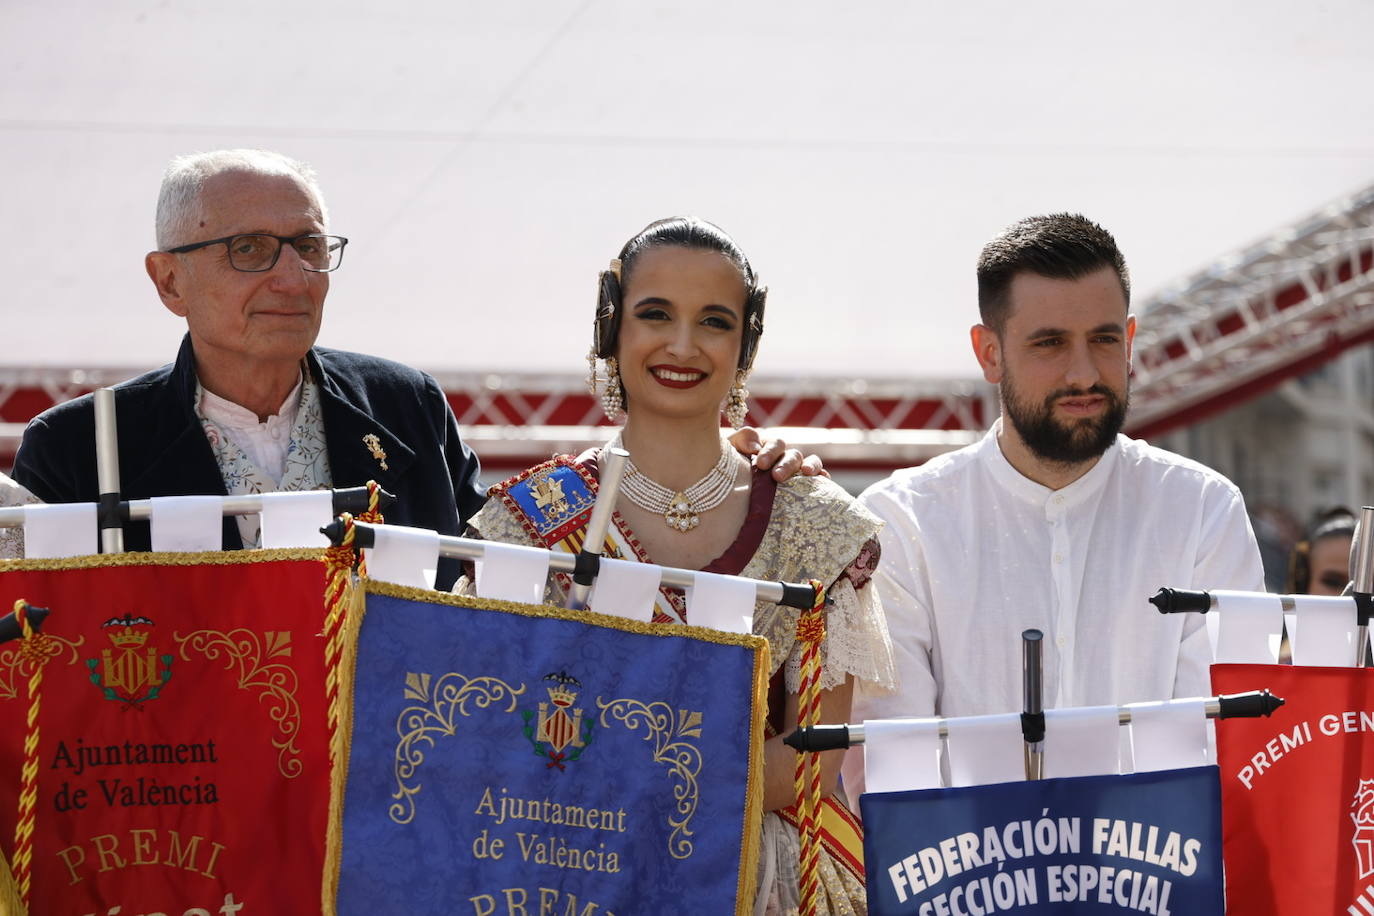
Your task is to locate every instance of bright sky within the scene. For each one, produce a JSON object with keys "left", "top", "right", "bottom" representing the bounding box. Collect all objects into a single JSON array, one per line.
[{"left": 3, "top": 1, "right": 1372, "bottom": 381}]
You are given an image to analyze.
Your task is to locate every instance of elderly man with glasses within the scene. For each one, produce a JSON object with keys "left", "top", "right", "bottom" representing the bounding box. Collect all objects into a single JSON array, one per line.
[{"left": 12, "top": 149, "right": 485, "bottom": 587}]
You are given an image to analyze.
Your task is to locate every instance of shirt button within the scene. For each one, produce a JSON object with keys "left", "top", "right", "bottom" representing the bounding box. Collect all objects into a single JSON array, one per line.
[
  {"left": 1057, "top": 636, "right": 1068, "bottom": 647},
  {"left": 1054, "top": 553, "right": 1063, "bottom": 564},
  {"left": 1053, "top": 495, "right": 1064, "bottom": 505}
]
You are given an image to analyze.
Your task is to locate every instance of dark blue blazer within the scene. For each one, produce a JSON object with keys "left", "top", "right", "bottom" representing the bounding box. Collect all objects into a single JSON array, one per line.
[{"left": 13, "top": 335, "right": 485, "bottom": 589}]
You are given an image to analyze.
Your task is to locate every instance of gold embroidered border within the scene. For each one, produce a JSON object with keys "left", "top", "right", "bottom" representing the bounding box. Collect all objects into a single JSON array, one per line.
[
  {"left": 323, "top": 571, "right": 365, "bottom": 916},
  {"left": 740, "top": 632, "right": 768, "bottom": 912},
  {"left": 389, "top": 671, "right": 525, "bottom": 825},
  {"left": 596, "top": 699, "right": 702, "bottom": 858},
  {"left": 173, "top": 628, "right": 304, "bottom": 779},
  {"left": 0, "top": 634, "right": 84, "bottom": 702},
  {"left": 0, "top": 547, "right": 324, "bottom": 572},
  {"left": 345, "top": 577, "right": 769, "bottom": 916}
]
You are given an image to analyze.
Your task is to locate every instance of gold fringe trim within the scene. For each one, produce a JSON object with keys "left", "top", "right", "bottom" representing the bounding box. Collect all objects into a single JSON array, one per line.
[
  {"left": 322, "top": 571, "right": 365, "bottom": 916},
  {"left": 320, "top": 515, "right": 361, "bottom": 916},
  {"left": 0, "top": 547, "right": 324, "bottom": 572},
  {"left": 0, "top": 851, "right": 24, "bottom": 916},
  {"left": 736, "top": 637, "right": 770, "bottom": 915}
]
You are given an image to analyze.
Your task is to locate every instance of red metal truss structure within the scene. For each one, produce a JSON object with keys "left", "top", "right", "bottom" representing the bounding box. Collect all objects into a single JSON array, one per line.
[
  {"left": 434, "top": 373, "right": 992, "bottom": 476},
  {"left": 0, "top": 369, "right": 992, "bottom": 478},
  {"left": 1127, "top": 183, "right": 1374, "bottom": 439},
  {"left": 2, "top": 182, "right": 1372, "bottom": 477}
]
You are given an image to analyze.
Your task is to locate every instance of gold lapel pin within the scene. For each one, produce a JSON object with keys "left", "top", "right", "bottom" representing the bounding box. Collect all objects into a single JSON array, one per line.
[{"left": 362, "top": 433, "right": 389, "bottom": 470}]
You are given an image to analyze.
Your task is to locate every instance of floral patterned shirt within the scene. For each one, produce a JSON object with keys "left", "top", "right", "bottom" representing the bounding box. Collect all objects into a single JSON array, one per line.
[{"left": 195, "top": 374, "right": 332, "bottom": 548}]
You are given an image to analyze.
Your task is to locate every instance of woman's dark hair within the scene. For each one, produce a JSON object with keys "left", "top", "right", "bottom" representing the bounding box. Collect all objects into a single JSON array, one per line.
[
  {"left": 593, "top": 217, "right": 767, "bottom": 371},
  {"left": 1288, "top": 507, "right": 1358, "bottom": 593}
]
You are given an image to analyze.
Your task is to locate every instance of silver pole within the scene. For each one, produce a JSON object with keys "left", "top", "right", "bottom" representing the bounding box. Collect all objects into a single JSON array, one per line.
[
  {"left": 1022, "top": 629, "right": 1045, "bottom": 780},
  {"left": 329, "top": 520, "right": 799, "bottom": 606},
  {"left": 566, "top": 447, "right": 630, "bottom": 610},
  {"left": 826, "top": 691, "right": 1279, "bottom": 747},
  {"left": 0, "top": 487, "right": 396, "bottom": 528},
  {"left": 93, "top": 388, "right": 124, "bottom": 554},
  {"left": 1352, "top": 507, "right": 1374, "bottom": 666}
]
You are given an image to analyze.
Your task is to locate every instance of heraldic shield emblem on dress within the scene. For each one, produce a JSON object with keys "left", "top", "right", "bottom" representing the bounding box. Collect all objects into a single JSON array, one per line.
[
  {"left": 523, "top": 670, "right": 595, "bottom": 771},
  {"left": 87, "top": 614, "right": 173, "bottom": 708},
  {"left": 503, "top": 461, "right": 597, "bottom": 539},
  {"left": 529, "top": 468, "right": 569, "bottom": 523}
]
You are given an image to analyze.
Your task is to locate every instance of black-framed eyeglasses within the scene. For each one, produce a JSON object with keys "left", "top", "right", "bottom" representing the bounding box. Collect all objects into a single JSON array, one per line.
[{"left": 166, "top": 233, "right": 349, "bottom": 273}]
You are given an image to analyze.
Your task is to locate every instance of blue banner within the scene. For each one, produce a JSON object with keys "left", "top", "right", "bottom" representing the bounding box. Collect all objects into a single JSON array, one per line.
[
  {"left": 860, "top": 767, "right": 1223, "bottom": 915},
  {"left": 335, "top": 581, "right": 767, "bottom": 915}
]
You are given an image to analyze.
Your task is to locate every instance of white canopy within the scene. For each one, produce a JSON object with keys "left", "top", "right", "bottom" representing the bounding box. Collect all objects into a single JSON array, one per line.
[{"left": 3, "top": 1, "right": 1372, "bottom": 380}]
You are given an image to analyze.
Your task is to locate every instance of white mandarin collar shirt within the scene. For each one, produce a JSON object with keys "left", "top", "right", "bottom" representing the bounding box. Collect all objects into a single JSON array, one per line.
[
  {"left": 853, "top": 420, "right": 1265, "bottom": 724},
  {"left": 197, "top": 374, "right": 304, "bottom": 486}
]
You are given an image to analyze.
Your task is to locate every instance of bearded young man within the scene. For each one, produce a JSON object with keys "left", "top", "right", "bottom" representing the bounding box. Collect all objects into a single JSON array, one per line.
[{"left": 844, "top": 214, "right": 1264, "bottom": 787}]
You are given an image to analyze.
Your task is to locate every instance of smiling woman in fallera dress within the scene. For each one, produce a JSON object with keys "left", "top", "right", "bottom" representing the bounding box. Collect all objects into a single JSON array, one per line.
[{"left": 468, "top": 217, "right": 896, "bottom": 915}]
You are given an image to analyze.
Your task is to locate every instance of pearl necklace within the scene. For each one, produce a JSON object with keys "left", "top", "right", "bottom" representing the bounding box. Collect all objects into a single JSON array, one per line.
[{"left": 611, "top": 435, "right": 739, "bottom": 532}]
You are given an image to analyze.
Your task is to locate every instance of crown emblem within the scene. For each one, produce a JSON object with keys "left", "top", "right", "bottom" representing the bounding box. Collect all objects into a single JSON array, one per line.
[
  {"left": 109, "top": 627, "right": 149, "bottom": 648},
  {"left": 545, "top": 670, "right": 580, "bottom": 707},
  {"left": 102, "top": 615, "right": 153, "bottom": 648},
  {"left": 523, "top": 670, "right": 595, "bottom": 770}
]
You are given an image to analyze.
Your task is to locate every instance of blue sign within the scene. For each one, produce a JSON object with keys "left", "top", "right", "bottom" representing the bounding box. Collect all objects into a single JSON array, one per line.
[
  {"left": 861, "top": 767, "right": 1224, "bottom": 915},
  {"left": 335, "top": 583, "right": 767, "bottom": 915}
]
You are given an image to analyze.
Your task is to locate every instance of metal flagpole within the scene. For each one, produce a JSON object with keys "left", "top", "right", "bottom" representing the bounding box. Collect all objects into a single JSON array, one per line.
[
  {"left": 322, "top": 519, "right": 820, "bottom": 610},
  {"left": 566, "top": 447, "right": 629, "bottom": 611},
  {"left": 0, "top": 485, "right": 397, "bottom": 530},
  {"left": 93, "top": 388, "right": 124, "bottom": 554},
  {"left": 1021, "top": 629, "right": 1045, "bottom": 780},
  {"left": 783, "top": 689, "right": 1286, "bottom": 752},
  {"left": 1153, "top": 562, "right": 1374, "bottom": 668},
  {"left": 1351, "top": 506, "right": 1374, "bottom": 666}
]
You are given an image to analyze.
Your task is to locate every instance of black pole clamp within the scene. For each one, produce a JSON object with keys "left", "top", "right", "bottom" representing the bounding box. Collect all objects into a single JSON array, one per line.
[
  {"left": 784, "top": 724, "right": 852, "bottom": 752},
  {"left": 0, "top": 604, "right": 50, "bottom": 645}
]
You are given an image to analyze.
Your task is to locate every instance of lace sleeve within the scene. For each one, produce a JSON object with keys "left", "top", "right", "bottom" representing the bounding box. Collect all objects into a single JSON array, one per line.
[
  {"left": 782, "top": 537, "right": 898, "bottom": 694},
  {"left": 0, "top": 527, "right": 24, "bottom": 561},
  {"left": 0, "top": 474, "right": 39, "bottom": 560}
]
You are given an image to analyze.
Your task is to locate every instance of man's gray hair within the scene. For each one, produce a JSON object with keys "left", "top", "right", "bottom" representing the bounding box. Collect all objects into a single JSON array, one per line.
[{"left": 154, "top": 149, "right": 328, "bottom": 250}]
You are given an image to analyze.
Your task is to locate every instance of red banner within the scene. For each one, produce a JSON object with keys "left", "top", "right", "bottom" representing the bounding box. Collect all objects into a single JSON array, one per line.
[
  {"left": 0, "top": 553, "right": 331, "bottom": 915},
  {"left": 1213, "top": 663, "right": 1374, "bottom": 915}
]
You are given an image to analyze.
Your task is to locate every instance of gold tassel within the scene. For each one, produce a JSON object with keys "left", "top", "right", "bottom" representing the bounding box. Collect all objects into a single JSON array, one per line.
[
  {"left": 320, "top": 516, "right": 360, "bottom": 916},
  {"left": 0, "top": 849, "right": 26, "bottom": 916},
  {"left": 792, "top": 581, "right": 827, "bottom": 916},
  {"left": 10, "top": 600, "right": 52, "bottom": 914}
]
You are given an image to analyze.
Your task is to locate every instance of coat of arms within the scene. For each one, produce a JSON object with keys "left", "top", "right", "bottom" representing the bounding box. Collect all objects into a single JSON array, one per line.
[
  {"left": 528, "top": 468, "right": 569, "bottom": 525},
  {"left": 87, "top": 615, "right": 173, "bottom": 708},
  {"left": 522, "top": 670, "right": 595, "bottom": 771}
]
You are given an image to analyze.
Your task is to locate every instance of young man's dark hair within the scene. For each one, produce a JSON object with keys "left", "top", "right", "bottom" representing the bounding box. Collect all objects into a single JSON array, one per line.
[{"left": 976, "top": 213, "right": 1131, "bottom": 334}]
